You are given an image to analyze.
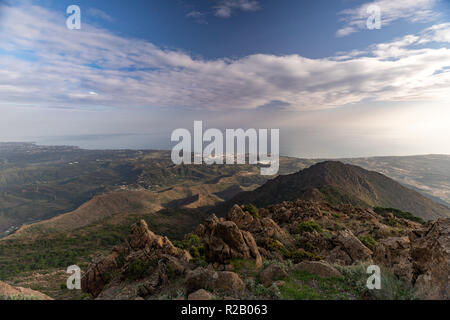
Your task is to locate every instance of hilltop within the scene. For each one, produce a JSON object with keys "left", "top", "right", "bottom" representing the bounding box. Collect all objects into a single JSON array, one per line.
[{"left": 221, "top": 161, "right": 450, "bottom": 220}]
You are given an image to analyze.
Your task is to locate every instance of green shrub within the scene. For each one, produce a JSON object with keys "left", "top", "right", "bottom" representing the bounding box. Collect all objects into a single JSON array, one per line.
[
  {"left": 358, "top": 234, "right": 378, "bottom": 250},
  {"left": 279, "top": 277, "right": 320, "bottom": 300},
  {"left": 336, "top": 263, "right": 416, "bottom": 300},
  {"left": 387, "top": 219, "right": 399, "bottom": 227},
  {"left": 243, "top": 204, "right": 260, "bottom": 219},
  {"left": 173, "top": 234, "right": 206, "bottom": 265},
  {"left": 125, "top": 258, "right": 156, "bottom": 280},
  {"left": 265, "top": 238, "right": 290, "bottom": 258},
  {"left": 229, "top": 259, "right": 258, "bottom": 276},
  {"left": 374, "top": 207, "right": 425, "bottom": 224},
  {"left": 289, "top": 248, "right": 321, "bottom": 264},
  {"left": 295, "top": 221, "right": 323, "bottom": 234},
  {"left": 0, "top": 294, "right": 39, "bottom": 300}
]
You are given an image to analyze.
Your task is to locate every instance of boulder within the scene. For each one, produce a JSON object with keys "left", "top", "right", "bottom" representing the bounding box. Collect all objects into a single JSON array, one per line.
[
  {"left": 331, "top": 229, "right": 372, "bottom": 264},
  {"left": 185, "top": 267, "right": 245, "bottom": 295},
  {"left": 226, "top": 205, "right": 294, "bottom": 248},
  {"left": 81, "top": 250, "right": 121, "bottom": 298},
  {"left": 373, "top": 236, "right": 413, "bottom": 283},
  {"left": 188, "top": 289, "right": 213, "bottom": 300},
  {"left": 411, "top": 219, "right": 449, "bottom": 300},
  {"left": 260, "top": 264, "right": 288, "bottom": 287},
  {"left": 291, "top": 261, "right": 342, "bottom": 278},
  {"left": 199, "top": 214, "right": 262, "bottom": 268},
  {"left": 125, "top": 220, "right": 191, "bottom": 261},
  {"left": 82, "top": 220, "right": 191, "bottom": 298},
  {"left": 0, "top": 281, "right": 52, "bottom": 300}
]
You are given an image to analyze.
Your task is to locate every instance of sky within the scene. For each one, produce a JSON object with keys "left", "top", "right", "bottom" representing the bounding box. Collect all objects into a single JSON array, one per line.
[{"left": 0, "top": 0, "right": 449, "bottom": 157}]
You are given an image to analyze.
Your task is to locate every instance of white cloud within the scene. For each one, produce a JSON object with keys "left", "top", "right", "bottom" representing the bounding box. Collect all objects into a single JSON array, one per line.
[
  {"left": 0, "top": 3, "right": 449, "bottom": 113},
  {"left": 214, "top": 0, "right": 260, "bottom": 18},
  {"left": 337, "top": 0, "right": 439, "bottom": 37},
  {"left": 186, "top": 10, "right": 208, "bottom": 24},
  {"left": 86, "top": 8, "right": 114, "bottom": 22},
  {"left": 186, "top": 11, "right": 204, "bottom": 19}
]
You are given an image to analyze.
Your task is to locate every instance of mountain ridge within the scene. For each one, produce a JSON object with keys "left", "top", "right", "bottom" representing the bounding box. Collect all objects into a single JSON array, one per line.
[{"left": 219, "top": 161, "right": 450, "bottom": 220}]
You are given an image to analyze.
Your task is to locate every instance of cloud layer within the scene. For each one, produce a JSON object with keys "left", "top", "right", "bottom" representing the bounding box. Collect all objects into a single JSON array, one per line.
[
  {"left": 0, "top": 3, "right": 449, "bottom": 112},
  {"left": 337, "top": 0, "right": 439, "bottom": 36},
  {"left": 213, "top": 0, "right": 260, "bottom": 18}
]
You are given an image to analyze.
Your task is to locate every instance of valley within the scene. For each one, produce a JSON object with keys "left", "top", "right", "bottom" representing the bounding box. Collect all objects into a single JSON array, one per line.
[{"left": 0, "top": 142, "right": 449, "bottom": 300}]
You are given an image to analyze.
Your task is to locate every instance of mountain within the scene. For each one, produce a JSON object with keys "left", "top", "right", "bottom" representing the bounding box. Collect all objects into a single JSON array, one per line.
[
  {"left": 1, "top": 158, "right": 449, "bottom": 300},
  {"left": 222, "top": 161, "right": 450, "bottom": 220},
  {"left": 340, "top": 155, "right": 450, "bottom": 207},
  {"left": 0, "top": 142, "right": 312, "bottom": 236},
  {"left": 1, "top": 142, "right": 449, "bottom": 236}
]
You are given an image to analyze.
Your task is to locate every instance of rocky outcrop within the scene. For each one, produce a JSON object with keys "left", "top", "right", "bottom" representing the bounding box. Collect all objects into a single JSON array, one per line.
[
  {"left": 136, "top": 254, "right": 189, "bottom": 297},
  {"left": 195, "top": 213, "right": 262, "bottom": 268},
  {"left": 373, "top": 218, "right": 449, "bottom": 300},
  {"left": 184, "top": 267, "right": 245, "bottom": 296},
  {"left": 327, "top": 229, "right": 373, "bottom": 265},
  {"left": 410, "top": 219, "right": 449, "bottom": 300},
  {"left": 80, "top": 200, "right": 449, "bottom": 300},
  {"left": 291, "top": 261, "right": 342, "bottom": 278},
  {"left": 0, "top": 281, "right": 52, "bottom": 300},
  {"left": 188, "top": 289, "right": 213, "bottom": 300},
  {"left": 260, "top": 264, "right": 288, "bottom": 287},
  {"left": 226, "top": 205, "right": 293, "bottom": 247},
  {"left": 82, "top": 220, "right": 191, "bottom": 298},
  {"left": 373, "top": 236, "right": 413, "bottom": 283}
]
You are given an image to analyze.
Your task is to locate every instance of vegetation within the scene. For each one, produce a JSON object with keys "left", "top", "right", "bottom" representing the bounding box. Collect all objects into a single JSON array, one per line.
[
  {"left": 277, "top": 263, "right": 416, "bottom": 300},
  {"left": 0, "top": 294, "right": 39, "bottom": 300},
  {"left": 0, "top": 223, "right": 129, "bottom": 279},
  {"left": 295, "top": 221, "right": 323, "bottom": 234},
  {"left": 265, "top": 239, "right": 320, "bottom": 263},
  {"left": 358, "top": 234, "right": 378, "bottom": 250},
  {"left": 374, "top": 207, "right": 426, "bottom": 224},
  {"left": 173, "top": 234, "right": 206, "bottom": 266},
  {"left": 125, "top": 258, "right": 156, "bottom": 280},
  {"left": 265, "top": 238, "right": 290, "bottom": 258},
  {"left": 242, "top": 204, "right": 260, "bottom": 219},
  {"left": 336, "top": 264, "right": 416, "bottom": 300},
  {"left": 289, "top": 249, "right": 321, "bottom": 264}
]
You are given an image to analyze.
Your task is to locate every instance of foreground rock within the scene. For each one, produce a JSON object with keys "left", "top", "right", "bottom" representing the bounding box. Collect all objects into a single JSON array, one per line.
[
  {"left": 82, "top": 220, "right": 191, "bottom": 298},
  {"left": 195, "top": 213, "right": 263, "bottom": 268},
  {"left": 0, "top": 281, "right": 52, "bottom": 300},
  {"left": 373, "top": 218, "right": 450, "bottom": 300},
  {"left": 373, "top": 236, "right": 413, "bottom": 282},
  {"left": 185, "top": 267, "right": 245, "bottom": 296},
  {"left": 291, "top": 261, "right": 342, "bottom": 278},
  {"left": 260, "top": 264, "right": 288, "bottom": 287},
  {"left": 188, "top": 289, "right": 213, "bottom": 300},
  {"left": 410, "top": 219, "right": 449, "bottom": 300},
  {"left": 328, "top": 229, "right": 373, "bottom": 265},
  {"left": 81, "top": 201, "right": 449, "bottom": 300}
]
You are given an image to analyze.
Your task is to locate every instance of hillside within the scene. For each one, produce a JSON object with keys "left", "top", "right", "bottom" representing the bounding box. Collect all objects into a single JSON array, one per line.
[
  {"left": 341, "top": 155, "right": 450, "bottom": 206},
  {"left": 222, "top": 161, "right": 450, "bottom": 220},
  {"left": 1, "top": 142, "right": 449, "bottom": 236},
  {"left": 1, "top": 159, "right": 449, "bottom": 299},
  {"left": 80, "top": 201, "right": 449, "bottom": 300},
  {"left": 0, "top": 142, "right": 312, "bottom": 236}
]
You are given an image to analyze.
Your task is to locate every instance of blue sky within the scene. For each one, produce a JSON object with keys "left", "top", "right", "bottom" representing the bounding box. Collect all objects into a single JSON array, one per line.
[
  {"left": 0, "top": 0, "right": 449, "bottom": 157},
  {"left": 32, "top": 0, "right": 450, "bottom": 58}
]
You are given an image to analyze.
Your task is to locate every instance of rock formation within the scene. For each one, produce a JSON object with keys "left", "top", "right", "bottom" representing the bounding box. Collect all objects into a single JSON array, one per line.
[
  {"left": 0, "top": 281, "right": 52, "bottom": 300},
  {"left": 81, "top": 201, "right": 449, "bottom": 300}
]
